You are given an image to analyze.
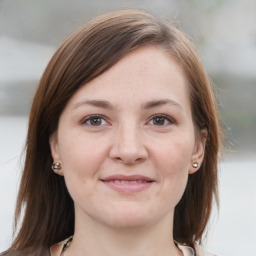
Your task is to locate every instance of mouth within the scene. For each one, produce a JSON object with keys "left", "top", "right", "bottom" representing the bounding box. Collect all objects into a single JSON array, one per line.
[{"left": 100, "top": 175, "right": 155, "bottom": 193}]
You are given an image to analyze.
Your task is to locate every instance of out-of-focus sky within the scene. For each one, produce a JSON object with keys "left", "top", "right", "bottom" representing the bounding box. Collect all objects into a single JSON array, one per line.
[
  {"left": 0, "top": 1, "right": 256, "bottom": 255},
  {"left": 1, "top": 0, "right": 256, "bottom": 157}
]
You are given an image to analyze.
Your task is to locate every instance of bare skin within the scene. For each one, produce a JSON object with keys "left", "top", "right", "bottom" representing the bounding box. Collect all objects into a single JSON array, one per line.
[{"left": 50, "top": 46, "right": 206, "bottom": 256}]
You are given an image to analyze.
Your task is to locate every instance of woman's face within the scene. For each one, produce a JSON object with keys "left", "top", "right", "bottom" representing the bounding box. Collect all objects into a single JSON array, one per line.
[{"left": 50, "top": 46, "right": 206, "bottom": 230}]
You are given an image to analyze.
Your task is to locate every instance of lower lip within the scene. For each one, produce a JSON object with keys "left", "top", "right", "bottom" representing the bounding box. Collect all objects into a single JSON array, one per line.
[{"left": 102, "top": 180, "right": 153, "bottom": 193}]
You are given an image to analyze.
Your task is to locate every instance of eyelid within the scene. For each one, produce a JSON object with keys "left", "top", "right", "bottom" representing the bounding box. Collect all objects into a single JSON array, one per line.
[
  {"left": 147, "top": 114, "right": 175, "bottom": 126},
  {"left": 80, "top": 114, "right": 109, "bottom": 126},
  {"left": 79, "top": 114, "right": 175, "bottom": 127}
]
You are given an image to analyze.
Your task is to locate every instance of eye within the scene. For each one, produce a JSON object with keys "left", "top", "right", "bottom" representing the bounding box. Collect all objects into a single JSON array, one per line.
[
  {"left": 149, "top": 114, "right": 174, "bottom": 126},
  {"left": 81, "top": 115, "right": 108, "bottom": 126}
]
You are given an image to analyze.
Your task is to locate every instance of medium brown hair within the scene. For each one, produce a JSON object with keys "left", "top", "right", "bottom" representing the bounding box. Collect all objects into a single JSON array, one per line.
[{"left": 8, "top": 9, "right": 222, "bottom": 253}]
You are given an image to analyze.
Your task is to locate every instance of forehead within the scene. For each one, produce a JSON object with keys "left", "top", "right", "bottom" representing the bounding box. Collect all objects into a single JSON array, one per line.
[{"left": 66, "top": 46, "right": 190, "bottom": 110}]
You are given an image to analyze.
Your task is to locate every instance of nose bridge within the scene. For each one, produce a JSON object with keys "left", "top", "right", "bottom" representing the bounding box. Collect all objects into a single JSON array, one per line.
[
  {"left": 110, "top": 121, "right": 147, "bottom": 164},
  {"left": 119, "top": 122, "right": 139, "bottom": 149}
]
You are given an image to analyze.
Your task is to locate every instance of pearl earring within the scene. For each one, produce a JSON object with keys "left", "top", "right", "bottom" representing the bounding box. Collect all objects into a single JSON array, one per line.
[
  {"left": 52, "top": 162, "right": 62, "bottom": 171},
  {"left": 192, "top": 162, "right": 198, "bottom": 168}
]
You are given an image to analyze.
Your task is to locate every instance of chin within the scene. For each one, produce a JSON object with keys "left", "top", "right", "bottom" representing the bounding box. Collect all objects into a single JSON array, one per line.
[
  {"left": 106, "top": 216, "right": 152, "bottom": 230},
  {"left": 101, "top": 207, "right": 161, "bottom": 229}
]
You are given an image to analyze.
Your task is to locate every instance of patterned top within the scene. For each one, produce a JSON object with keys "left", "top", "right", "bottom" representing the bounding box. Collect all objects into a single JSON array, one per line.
[
  {"left": 49, "top": 238, "right": 217, "bottom": 256},
  {"left": 0, "top": 239, "right": 217, "bottom": 256}
]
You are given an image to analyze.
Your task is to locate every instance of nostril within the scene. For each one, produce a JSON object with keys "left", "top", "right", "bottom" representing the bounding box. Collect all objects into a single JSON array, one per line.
[
  {"left": 109, "top": 132, "right": 148, "bottom": 164},
  {"left": 124, "top": 156, "right": 146, "bottom": 165}
]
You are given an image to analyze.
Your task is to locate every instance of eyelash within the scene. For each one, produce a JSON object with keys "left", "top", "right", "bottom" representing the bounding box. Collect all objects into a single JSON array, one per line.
[
  {"left": 80, "top": 115, "right": 108, "bottom": 126},
  {"left": 80, "top": 114, "right": 175, "bottom": 127},
  {"left": 148, "top": 114, "right": 175, "bottom": 126}
]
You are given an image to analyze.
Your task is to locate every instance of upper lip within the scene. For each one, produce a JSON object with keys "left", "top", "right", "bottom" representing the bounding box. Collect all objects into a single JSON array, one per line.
[{"left": 101, "top": 175, "right": 154, "bottom": 182}]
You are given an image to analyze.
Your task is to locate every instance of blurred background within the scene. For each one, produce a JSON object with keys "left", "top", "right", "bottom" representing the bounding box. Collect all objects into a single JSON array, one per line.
[{"left": 0, "top": 0, "right": 255, "bottom": 255}]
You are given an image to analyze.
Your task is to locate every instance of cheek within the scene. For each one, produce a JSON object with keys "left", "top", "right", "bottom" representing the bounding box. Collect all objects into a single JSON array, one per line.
[
  {"left": 152, "top": 137, "right": 194, "bottom": 203},
  {"left": 57, "top": 134, "right": 107, "bottom": 203},
  {"left": 57, "top": 131, "right": 108, "bottom": 179},
  {"left": 152, "top": 135, "right": 194, "bottom": 174}
]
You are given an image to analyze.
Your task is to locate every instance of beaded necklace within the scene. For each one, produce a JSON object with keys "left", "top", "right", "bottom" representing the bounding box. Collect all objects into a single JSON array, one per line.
[
  {"left": 59, "top": 236, "right": 193, "bottom": 256},
  {"left": 60, "top": 236, "right": 73, "bottom": 255}
]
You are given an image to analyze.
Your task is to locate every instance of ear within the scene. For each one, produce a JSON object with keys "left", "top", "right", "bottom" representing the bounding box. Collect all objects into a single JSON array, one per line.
[
  {"left": 189, "top": 128, "right": 208, "bottom": 174},
  {"left": 49, "top": 132, "right": 64, "bottom": 176}
]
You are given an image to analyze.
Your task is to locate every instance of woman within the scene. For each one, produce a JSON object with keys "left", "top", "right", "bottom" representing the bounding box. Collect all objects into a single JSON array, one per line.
[{"left": 2, "top": 9, "right": 222, "bottom": 256}]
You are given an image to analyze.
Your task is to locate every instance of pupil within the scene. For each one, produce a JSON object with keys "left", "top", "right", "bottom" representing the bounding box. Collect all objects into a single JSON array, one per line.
[
  {"left": 91, "top": 118, "right": 101, "bottom": 125},
  {"left": 154, "top": 117, "right": 164, "bottom": 125}
]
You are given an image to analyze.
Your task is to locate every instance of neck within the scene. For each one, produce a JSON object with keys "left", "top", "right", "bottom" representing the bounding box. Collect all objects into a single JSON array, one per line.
[{"left": 66, "top": 210, "right": 182, "bottom": 256}]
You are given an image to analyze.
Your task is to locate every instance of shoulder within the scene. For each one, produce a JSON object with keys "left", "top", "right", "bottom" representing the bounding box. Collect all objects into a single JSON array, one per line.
[
  {"left": 0, "top": 251, "right": 23, "bottom": 256},
  {"left": 0, "top": 251, "right": 20, "bottom": 256},
  {"left": 178, "top": 243, "right": 218, "bottom": 256},
  {"left": 50, "top": 237, "right": 73, "bottom": 256},
  {"left": 0, "top": 248, "right": 50, "bottom": 256},
  {"left": 194, "top": 243, "right": 218, "bottom": 256}
]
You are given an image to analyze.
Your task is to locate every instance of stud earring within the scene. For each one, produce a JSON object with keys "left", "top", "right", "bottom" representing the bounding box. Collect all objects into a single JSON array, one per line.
[
  {"left": 52, "top": 162, "right": 62, "bottom": 171},
  {"left": 192, "top": 162, "right": 198, "bottom": 168}
]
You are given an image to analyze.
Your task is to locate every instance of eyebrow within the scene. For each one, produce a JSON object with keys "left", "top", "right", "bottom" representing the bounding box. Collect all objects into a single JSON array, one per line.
[
  {"left": 72, "top": 100, "right": 113, "bottom": 110},
  {"left": 142, "top": 99, "right": 183, "bottom": 110},
  {"left": 72, "top": 98, "right": 183, "bottom": 111}
]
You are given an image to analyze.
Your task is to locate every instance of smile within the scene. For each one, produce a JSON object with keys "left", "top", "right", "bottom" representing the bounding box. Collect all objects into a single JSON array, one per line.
[{"left": 101, "top": 175, "right": 154, "bottom": 193}]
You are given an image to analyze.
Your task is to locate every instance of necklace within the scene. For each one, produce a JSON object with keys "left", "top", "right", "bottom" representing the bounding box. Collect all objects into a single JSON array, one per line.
[
  {"left": 60, "top": 236, "right": 73, "bottom": 255},
  {"left": 59, "top": 236, "right": 187, "bottom": 256}
]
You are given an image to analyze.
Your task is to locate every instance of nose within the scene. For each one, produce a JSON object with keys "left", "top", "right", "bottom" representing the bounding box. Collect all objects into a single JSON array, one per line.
[{"left": 109, "top": 124, "right": 148, "bottom": 165}]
